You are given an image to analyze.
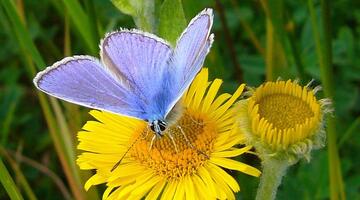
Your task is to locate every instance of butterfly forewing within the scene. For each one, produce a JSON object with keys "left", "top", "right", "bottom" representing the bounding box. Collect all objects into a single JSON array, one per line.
[
  {"left": 34, "top": 56, "right": 145, "bottom": 119},
  {"left": 100, "top": 30, "right": 172, "bottom": 101},
  {"left": 164, "top": 8, "right": 214, "bottom": 116},
  {"left": 100, "top": 30, "right": 175, "bottom": 120}
]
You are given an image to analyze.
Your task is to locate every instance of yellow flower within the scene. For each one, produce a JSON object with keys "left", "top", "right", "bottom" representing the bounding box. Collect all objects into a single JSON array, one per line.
[
  {"left": 77, "top": 69, "right": 261, "bottom": 200},
  {"left": 237, "top": 80, "right": 330, "bottom": 160}
]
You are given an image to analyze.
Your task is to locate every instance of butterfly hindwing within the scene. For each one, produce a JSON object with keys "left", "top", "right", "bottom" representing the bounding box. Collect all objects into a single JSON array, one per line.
[{"left": 33, "top": 56, "right": 145, "bottom": 119}]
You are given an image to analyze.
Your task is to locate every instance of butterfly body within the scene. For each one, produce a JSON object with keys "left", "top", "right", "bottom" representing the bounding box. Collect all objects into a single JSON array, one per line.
[
  {"left": 34, "top": 8, "right": 214, "bottom": 137},
  {"left": 150, "top": 120, "right": 167, "bottom": 137}
]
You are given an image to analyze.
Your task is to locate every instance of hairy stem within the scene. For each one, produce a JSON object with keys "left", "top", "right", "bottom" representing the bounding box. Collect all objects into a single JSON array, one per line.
[{"left": 256, "top": 157, "right": 290, "bottom": 200}]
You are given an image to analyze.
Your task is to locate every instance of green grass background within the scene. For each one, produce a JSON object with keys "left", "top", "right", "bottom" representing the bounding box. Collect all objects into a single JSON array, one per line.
[{"left": 0, "top": 0, "right": 359, "bottom": 199}]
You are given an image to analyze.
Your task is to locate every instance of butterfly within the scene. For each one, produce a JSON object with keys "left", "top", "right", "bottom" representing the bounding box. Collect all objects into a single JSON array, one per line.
[{"left": 33, "top": 8, "right": 214, "bottom": 137}]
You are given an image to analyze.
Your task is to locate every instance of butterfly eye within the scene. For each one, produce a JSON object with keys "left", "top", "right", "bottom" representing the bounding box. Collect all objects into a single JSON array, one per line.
[
  {"left": 158, "top": 120, "right": 167, "bottom": 131},
  {"left": 150, "top": 123, "right": 156, "bottom": 132},
  {"left": 159, "top": 124, "right": 166, "bottom": 131}
]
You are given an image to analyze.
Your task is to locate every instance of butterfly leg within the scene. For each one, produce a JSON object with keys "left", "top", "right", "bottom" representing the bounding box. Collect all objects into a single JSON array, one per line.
[
  {"left": 149, "top": 135, "right": 156, "bottom": 151},
  {"left": 167, "top": 131, "right": 179, "bottom": 153},
  {"left": 177, "top": 125, "right": 209, "bottom": 159},
  {"left": 142, "top": 127, "right": 150, "bottom": 139},
  {"left": 177, "top": 125, "right": 194, "bottom": 148}
]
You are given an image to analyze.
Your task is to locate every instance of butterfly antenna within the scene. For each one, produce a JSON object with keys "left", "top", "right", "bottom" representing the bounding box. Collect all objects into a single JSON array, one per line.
[
  {"left": 111, "top": 128, "right": 149, "bottom": 172},
  {"left": 187, "top": 113, "right": 207, "bottom": 126},
  {"left": 177, "top": 125, "right": 209, "bottom": 159}
]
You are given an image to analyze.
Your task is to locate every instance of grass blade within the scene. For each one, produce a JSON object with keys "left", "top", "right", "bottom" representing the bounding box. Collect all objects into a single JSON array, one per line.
[
  {"left": 0, "top": 0, "right": 85, "bottom": 199},
  {"left": 307, "top": 0, "right": 345, "bottom": 199},
  {"left": 0, "top": 159, "right": 24, "bottom": 200},
  {"left": 0, "top": 146, "right": 72, "bottom": 200},
  {"left": 61, "top": 0, "right": 97, "bottom": 54},
  {"left": 215, "top": 0, "right": 244, "bottom": 82},
  {"left": 0, "top": 1, "right": 45, "bottom": 70},
  {"left": 260, "top": 0, "right": 289, "bottom": 81},
  {"left": 0, "top": 147, "right": 37, "bottom": 200}
]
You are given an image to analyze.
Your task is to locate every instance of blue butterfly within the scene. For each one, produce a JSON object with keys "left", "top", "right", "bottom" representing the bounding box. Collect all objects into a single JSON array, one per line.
[{"left": 33, "top": 8, "right": 214, "bottom": 137}]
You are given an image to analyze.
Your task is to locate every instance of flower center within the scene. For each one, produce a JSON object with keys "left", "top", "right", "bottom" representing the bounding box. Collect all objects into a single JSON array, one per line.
[
  {"left": 130, "top": 110, "right": 216, "bottom": 180},
  {"left": 245, "top": 80, "right": 323, "bottom": 150},
  {"left": 258, "top": 94, "right": 314, "bottom": 130}
]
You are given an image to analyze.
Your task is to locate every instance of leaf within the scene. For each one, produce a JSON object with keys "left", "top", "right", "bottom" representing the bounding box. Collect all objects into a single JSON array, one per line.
[
  {"left": 158, "top": 0, "right": 187, "bottom": 45},
  {"left": 111, "top": 0, "right": 136, "bottom": 15},
  {"left": 111, "top": 0, "right": 155, "bottom": 32}
]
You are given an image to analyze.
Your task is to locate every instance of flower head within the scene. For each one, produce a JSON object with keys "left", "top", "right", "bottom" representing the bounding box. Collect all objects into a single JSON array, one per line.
[
  {"left": 237, "top": 80, "right": 331, "bottom": 161},
  {"left": 77, "top": 69, "right": 261, "bottom": 200}
]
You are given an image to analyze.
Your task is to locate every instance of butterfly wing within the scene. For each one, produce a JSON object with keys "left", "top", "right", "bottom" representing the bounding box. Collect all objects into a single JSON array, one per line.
[
  {"left": 36, "top": 8, "right": 213, "bottom": 122},
  {"left": 100, "top": 29, "right": 173, "bottom": 120},
  {"left": 163, "top": 8, "right": 214, "bottom": 116},
  {"left": 33, "top": 56, "right": 145, "bottom": 119}
]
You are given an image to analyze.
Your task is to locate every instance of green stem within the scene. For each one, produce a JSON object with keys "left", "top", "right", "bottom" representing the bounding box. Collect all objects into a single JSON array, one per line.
[
  {"left": 307, "top": 0, "right": 345, "bottom": 199},
  {"left": 256, "top": 157, "right": 290, "bottom": 200},
  {"left": 0, "top": 159, "right": 24, "bottom": 200}
]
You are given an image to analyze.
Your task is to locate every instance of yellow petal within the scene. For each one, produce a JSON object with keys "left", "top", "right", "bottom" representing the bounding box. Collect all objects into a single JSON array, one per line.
[
  {"left": 192, "top": 174, "right": 215, "bottom": 199},
  {"left": 173, "top": 179, "right": 185, "bottom": 200},
  {"left": 184, "top": 176, "right": 195, "bottom": 200},
  {"left": 210, "top": 157, "right": 261, "bottom": 177},
  {"left": 161, "top": 180, "right": 177, "bottom": 200},
  {"left": 208, "top": 163, "right": 240, "bottom": 192},
  {"left": 212, "top": 84, "right": 245, "bottom": 120},
  {"left": 84, "top": 173, "right": 107, "bottom": 191},
  {"left": 145, "top": 180, "right": 166, "bottom": 200},
  {"left": 212, "top": 146, "right": 252, "bottom": 158},
  {"left": 201, "top": 79, "right": 222, "bottom": 112},
  {"left": 129, "top": 176, "right": 162, "bottom": 199}
]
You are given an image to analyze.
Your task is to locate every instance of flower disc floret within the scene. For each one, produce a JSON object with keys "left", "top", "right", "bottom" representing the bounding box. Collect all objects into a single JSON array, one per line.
[{"left": 237, "top": 80, "right": 329, "bottom": 159}]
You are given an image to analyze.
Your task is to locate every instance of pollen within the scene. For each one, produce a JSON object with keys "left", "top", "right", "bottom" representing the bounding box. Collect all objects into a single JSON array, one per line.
[
  {"left": 258, "top": 94, "right": 314, "bottom": 130},
  {"left": 130, "top": 110, "right": 216, "bottom": 180},
  {"left": 246, "top": 80, "right": 322, "bottom": 150}
]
